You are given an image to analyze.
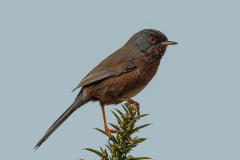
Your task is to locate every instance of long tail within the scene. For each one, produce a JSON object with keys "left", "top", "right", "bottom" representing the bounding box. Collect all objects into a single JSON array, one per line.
[{"left": 34, "top": 93, "right": 88, "bottom": 150}]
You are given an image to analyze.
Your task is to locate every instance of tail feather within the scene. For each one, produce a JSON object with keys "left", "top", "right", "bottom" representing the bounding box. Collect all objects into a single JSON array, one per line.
[{"left": 34, "top": 96, "right": 86, "bottom": 150}]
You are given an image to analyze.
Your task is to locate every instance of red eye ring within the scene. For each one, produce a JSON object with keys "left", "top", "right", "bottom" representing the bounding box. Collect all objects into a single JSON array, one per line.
[{"left": 149, "top": 37, "right": 156, "bottom": 43}]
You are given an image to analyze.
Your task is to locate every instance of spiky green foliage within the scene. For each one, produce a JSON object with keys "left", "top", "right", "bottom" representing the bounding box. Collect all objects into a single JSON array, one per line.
[{"left": 81, "top": 104, "right": 152, "bottom": 160}]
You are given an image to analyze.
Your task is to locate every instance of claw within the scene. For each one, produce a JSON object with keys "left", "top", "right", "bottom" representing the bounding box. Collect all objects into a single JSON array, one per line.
[
  {"left": 121, "top": 98, "right": 140, "bottom": 115},
  {"left": 105, "top": 128, "right": 117, "bottom": 138}
]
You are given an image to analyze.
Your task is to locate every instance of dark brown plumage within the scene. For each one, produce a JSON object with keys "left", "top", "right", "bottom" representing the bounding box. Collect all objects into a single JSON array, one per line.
[{"left": 34, "top": 29, "right": 177, "bottom": 150}]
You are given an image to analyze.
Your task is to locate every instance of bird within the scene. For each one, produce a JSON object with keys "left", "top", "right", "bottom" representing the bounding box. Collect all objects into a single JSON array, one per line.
[{"left": 34, "top": 29, "right": 177, "bottom": 150}]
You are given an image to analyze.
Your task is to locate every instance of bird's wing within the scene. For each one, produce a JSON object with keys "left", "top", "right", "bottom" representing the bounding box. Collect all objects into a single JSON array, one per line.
[{"left": 72, "top": 48, "right": 138, "bottom": 91}]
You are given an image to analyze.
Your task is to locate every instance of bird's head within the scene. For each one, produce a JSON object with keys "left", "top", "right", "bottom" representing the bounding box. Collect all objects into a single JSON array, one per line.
[{"left": 128, "top": 29, "right": 177, "bottom": 55}]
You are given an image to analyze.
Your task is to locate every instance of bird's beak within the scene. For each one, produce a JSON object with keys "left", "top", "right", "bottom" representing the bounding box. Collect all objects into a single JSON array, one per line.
[{"left": 158, "top": 41, "right": 178, "bottom": 45}]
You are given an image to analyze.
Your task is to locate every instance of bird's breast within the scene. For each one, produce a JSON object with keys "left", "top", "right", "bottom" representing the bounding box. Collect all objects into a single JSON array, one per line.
[{"left": 121, "top": 56, "right": 161, "bottom": 98}]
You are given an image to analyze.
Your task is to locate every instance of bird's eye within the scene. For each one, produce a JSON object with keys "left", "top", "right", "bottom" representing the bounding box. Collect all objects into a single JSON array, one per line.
[{"left": 149, "top": 37, "right": 156, "bottom": 43}]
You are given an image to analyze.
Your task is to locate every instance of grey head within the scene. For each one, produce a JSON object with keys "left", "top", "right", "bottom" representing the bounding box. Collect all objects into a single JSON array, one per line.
[{"left": 127, "top": 29, "right": 177, "bottom": 54}]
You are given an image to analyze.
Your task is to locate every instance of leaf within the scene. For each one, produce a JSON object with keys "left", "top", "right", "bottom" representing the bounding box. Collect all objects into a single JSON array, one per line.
[
  {"left": 83, "top": 148, "right": 103, "bottom": 158},
  {"left": 132, "top": 123, "right": 152, "bottom": 132},
  {"left": 105, "top": 144, "right": 112, "bottom": 152},
  {"left": 121, "top": 105, "right": 128, "bottom": 113},
  {"left": 110, "top": 136, "right": 117, "bottom": 143},
  {"left": 117, "top": 133, "right": 120, "bottom": 145},
  {"left": 129, "top": 118, "right": 137, "bottom": 126},
  {"left": 122, "top": 147, "right": 132, "bottom": 153},
  {"left": 94, "top": 128, "right": 108, "bottom": 137},
  {"left": 133, "top": 157, "right": 152, "bottom": 159},
  {"left": 109, "top": 123, "right": 120, "bottom": 131},
  {"left": 111, "top": 111, "right": 122, "bottom": 123},
  {"left": 135, "top": 114, "right": 149, "bottom": 119},
  {"left": 115, "top": 108, "right": 124, "bottom": 116},
  {"left": 130, "top": 138, "right": 147, "bottom": 143}
]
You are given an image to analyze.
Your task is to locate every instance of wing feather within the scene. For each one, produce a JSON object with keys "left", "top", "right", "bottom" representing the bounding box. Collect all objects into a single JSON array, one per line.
[{"left": 72, "top": 47, "right": 138, "bottom": 91}]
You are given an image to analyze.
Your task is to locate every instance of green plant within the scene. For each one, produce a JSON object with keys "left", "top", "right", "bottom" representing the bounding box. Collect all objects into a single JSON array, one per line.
[{"left": 81, "top": 104, "right": 152, "bottom": 160}]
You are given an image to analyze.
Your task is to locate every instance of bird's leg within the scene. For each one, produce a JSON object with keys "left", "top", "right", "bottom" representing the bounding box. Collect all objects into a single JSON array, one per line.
[
  {"left": 119, "top": 98, "right": 140, "bottom": 116},
  {"left": 100, "top": 103, "right": 117, "bottom": 138}
]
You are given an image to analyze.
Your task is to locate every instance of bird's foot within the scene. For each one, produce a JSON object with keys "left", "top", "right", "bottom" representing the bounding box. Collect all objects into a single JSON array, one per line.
[
  {"left": 105, "top": 126, "right": 117, "bottom": 138},
  {"left": 123, "top": 99, "right": 140, "bottom": 116}
]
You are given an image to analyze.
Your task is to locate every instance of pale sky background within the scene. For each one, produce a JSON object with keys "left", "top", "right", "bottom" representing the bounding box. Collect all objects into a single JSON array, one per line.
[{"left": 1, "top": 1, "right": 240, "bottom": 160}]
